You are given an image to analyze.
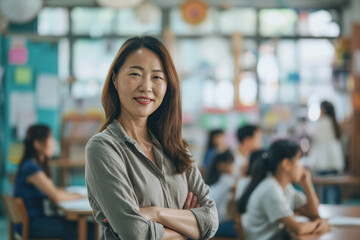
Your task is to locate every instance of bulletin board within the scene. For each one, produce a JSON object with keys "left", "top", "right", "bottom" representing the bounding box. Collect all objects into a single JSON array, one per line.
[{"left": 3, "top": 37, "right": 60, "bottom": 172}]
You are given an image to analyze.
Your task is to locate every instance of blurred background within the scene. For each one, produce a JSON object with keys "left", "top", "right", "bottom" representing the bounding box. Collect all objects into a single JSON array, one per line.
[{"left": 0, "top": 0, "right": 360, "bottom": 237}]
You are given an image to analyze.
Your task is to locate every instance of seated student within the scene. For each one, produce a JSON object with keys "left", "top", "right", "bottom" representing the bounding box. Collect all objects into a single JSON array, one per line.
[
  {"left": 237, "top": 140, "right": 331, "bottom": 240},
  {"left": 234, "top": 124, "right": 262, "bottom": 177},
  {"left": 206, "top": 150, "right": 237, "bottom": 238},
  {"left": 235, "top": 149, "right": 266, "bottom": 200},
  {"left": 14, "top": 124, "right": 94, "bottom": 240},
  {"left": 202, "top": 129, "right": 226, "bottom": 171}
]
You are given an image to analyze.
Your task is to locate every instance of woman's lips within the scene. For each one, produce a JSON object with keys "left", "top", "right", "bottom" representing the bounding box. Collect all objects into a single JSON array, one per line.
[{"left": 134, "top": 97, "right": 153, "bottom": 105}]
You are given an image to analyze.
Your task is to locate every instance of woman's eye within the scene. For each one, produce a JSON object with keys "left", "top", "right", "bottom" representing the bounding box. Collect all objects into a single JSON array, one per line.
[
  {"left": 153, "top": 76, "right": 164, "bottom": 80},
  {"left": 130, "top": 73, "right": 140, "bottom": 77}
]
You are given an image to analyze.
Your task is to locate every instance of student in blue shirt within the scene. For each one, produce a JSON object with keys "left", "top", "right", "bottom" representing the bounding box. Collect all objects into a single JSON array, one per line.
[{"left": 14, "top": 124, "right": 94, "bottom": 240}]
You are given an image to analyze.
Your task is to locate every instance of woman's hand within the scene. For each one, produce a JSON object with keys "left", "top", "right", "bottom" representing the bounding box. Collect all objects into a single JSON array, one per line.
[{"left": 183, "top": 192, "right": 200, "bottom": 209}]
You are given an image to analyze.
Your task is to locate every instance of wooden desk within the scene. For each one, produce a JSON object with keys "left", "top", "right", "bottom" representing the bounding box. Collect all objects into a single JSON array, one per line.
[
  {"left": 293, "top": 205, "right": 360, "bottom": 240},
  {"left": 312, "top": 175, "right": 360, "bottom": 201},
  {"left": 57, "top": 187, "right": 98, "bottom": 240}
]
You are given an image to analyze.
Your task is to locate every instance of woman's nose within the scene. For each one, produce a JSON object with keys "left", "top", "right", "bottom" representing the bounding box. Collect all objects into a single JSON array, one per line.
[{"left": 138, "top": 75, "right": 152, "bottom": 92}]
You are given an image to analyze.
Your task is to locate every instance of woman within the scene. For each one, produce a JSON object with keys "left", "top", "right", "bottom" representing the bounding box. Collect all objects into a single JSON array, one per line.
[
  {"left": 14, "top": 124, "right": 93, "bottom": 240},
  {"left": 308, "top": 101, "right": 344, "bottom": 203},
  {"left": 85, "top": 36, "right": 218, "bottom": 240},
  {"left": 237, "top": 140, "right": 331, "bottom": 240}
]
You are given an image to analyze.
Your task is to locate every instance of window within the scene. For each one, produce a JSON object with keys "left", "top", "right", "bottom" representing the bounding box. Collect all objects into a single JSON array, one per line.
[
  {"left": 72, "top": 39, "right": 125, "bottom": 97},
  {"left": 219, "top": 8, "right": 257, "bottom": 35},
  {"left": 38, "top": 8, "right": 69, "bottom": 36},
  {"left": 260, "top": 9, "right": 297, "bottom": 36},
  {"left": 115, "top": 7, "right": 162, "bottom": 35},
  {"left": 71, "top": 7, "right": 116, "bottom": 36}
]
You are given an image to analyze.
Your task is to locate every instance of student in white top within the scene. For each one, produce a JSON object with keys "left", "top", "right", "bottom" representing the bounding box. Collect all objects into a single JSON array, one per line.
[
  {"left": 206, "top": 150, "right": 237, "bottom": 238},
  {"left": 234, "top": 125, "right": 262, "bottom": 178},
  {"left": 308, "top": 101, "right": 344, "bottom": 203},
  {"left": 237, "top": 140, "right": 331, "bottom": 240}
]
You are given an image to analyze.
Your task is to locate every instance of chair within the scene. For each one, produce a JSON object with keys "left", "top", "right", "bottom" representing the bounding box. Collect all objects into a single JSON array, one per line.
[{"left": 2, "top": 194, "right": 60, "bottom": 240}]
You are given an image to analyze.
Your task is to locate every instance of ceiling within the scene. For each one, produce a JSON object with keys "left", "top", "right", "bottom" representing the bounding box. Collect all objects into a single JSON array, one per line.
[{"left": 44, "top": 0, "right": 350, "bottom": 9}]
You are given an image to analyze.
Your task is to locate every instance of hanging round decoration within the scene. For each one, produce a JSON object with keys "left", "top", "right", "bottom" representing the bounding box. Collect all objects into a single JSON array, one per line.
[
  {"left": 0, "top": 0, "right": 43, "bottom": 24},
  {"left": 181, "top": 0, "right": 208, "bottom": 25}
]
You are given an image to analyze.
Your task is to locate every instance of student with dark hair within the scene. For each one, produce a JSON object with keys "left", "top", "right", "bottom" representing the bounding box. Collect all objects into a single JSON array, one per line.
[
  {"left": 237, "top": 140, "right": 331, "bottom": 240},
  {"left": 234, "top": 124, "right": 262, "bottom": 177},
  {"left": 235, "top": 149, "right": 266, "bottom": 200},
  {"left": 202, "top": 129, "right": 226, "bottom": 170},
  {"left": 206, "top": 150, "right": 237, "bottom": 238},
  {"left": 308, "top": 101, "right": 344, "bottom": 203},
  {"left": 14, "top": 124, "right": 93, "bottom": 240}
]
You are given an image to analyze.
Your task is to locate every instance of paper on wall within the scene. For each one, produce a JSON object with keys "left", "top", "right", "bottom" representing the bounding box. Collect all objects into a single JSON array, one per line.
[
  {"left": 36, "top": 74, "right": 59, "bottom": 109},
  {"left": 16, "top": 110, "right": 37, "bottom": 140},
  {"left": 14, "top": 66, "right": 32, "bottom": 86},
  {"left": 9, "top": 91, "right": 36, "bottom": 127}
]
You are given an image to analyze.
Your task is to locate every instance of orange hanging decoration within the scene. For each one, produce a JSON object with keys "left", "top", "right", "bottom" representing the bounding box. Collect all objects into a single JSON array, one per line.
[{"left": 181, "top": 0, "right": 208, "bottom": 25}]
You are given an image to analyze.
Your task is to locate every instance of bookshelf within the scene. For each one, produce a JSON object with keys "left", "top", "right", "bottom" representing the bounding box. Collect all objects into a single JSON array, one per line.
[{"left": 52, "top": 113, "right": 103, "bottom": 186}]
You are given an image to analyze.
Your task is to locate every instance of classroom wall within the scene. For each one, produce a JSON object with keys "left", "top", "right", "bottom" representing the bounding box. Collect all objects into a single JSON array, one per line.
[{"left": 1, "top": 37, "right": 59, "bottom": 198}]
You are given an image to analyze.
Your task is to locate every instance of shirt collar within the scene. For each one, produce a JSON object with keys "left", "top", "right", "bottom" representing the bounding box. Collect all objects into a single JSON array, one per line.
[{"left": 107, "top": 119, "right": 164, "bottom": 151}]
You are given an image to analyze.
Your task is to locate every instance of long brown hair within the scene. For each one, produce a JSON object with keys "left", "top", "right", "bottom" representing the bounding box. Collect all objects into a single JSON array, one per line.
[
  {"left": 99, "top": 36, "right": 193, "bottom": 174},
  {"left": 321, "top": 101, "right": 341, "bottom": 140},
  {"left": 16, "top": 124, "right": 52, "bottom": 180}
]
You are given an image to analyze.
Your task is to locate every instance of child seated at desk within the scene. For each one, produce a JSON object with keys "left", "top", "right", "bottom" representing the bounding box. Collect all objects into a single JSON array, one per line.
[
  {"left": 206, "top": 150, "right": 237, "bottom": 238},
  {"left": 14, "top": 124, "right": 94, "bottom": 240},
  {"left": 237, "top": 140, "right": 331, "bottom": 240}
]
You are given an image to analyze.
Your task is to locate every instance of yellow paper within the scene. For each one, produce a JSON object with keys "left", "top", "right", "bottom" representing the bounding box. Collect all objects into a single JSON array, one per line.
[
  {"left": 8, "top": 143, "right": 24, "bottom": 164},
  {"left": 15, "top": 67, "right": 32, "bottom": 85}
]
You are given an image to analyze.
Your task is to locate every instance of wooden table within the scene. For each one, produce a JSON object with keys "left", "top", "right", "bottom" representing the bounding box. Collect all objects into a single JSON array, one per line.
[
  {"left": 293, "top": 205, "right": 360, "bottom": 240},
  {"left": 312, "top": 175, "right": 360, "bottom": 201},
  {"left": 57, "top": 187, "right": 98, "bottom": 240}
]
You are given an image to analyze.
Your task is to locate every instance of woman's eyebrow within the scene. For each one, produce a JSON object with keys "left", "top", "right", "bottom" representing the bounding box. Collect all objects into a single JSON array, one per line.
[
  {"left": 129, "top": 65, "right": 164, "bottom": 73},
  {"left": 129, "top": 65, "right": 144, "bottom": 71}
]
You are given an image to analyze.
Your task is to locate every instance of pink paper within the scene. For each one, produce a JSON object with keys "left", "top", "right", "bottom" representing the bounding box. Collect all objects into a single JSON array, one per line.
[{"left": 9, "top": 48, "right": 28, "bottom": 65}]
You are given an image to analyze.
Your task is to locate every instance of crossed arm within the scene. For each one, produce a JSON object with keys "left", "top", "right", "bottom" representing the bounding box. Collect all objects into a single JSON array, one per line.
[
  {"left": 144, "top": 192, "right": 201, "bottom": 239},
  {"left": 103, "top": 192, "right": 201, "bottom": 240}
]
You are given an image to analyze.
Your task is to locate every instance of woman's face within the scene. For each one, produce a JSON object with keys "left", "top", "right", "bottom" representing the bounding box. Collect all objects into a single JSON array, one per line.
[{"left": 114, "top": 48, "right": 168, "bottom": 120}]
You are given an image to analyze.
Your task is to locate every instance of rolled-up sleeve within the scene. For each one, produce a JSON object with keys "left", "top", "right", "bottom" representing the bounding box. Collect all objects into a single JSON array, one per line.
[
  {"left": 186, "top": 163, "right": 219, "bottom": 239},
  {"left": 85, "top": 135, "right": 164, "bottom": 240}
]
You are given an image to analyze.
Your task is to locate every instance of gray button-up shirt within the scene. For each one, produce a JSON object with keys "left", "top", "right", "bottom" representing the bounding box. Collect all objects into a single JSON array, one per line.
[{"left": 85, "top": 120, "right": 218, "bottom": 239}]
